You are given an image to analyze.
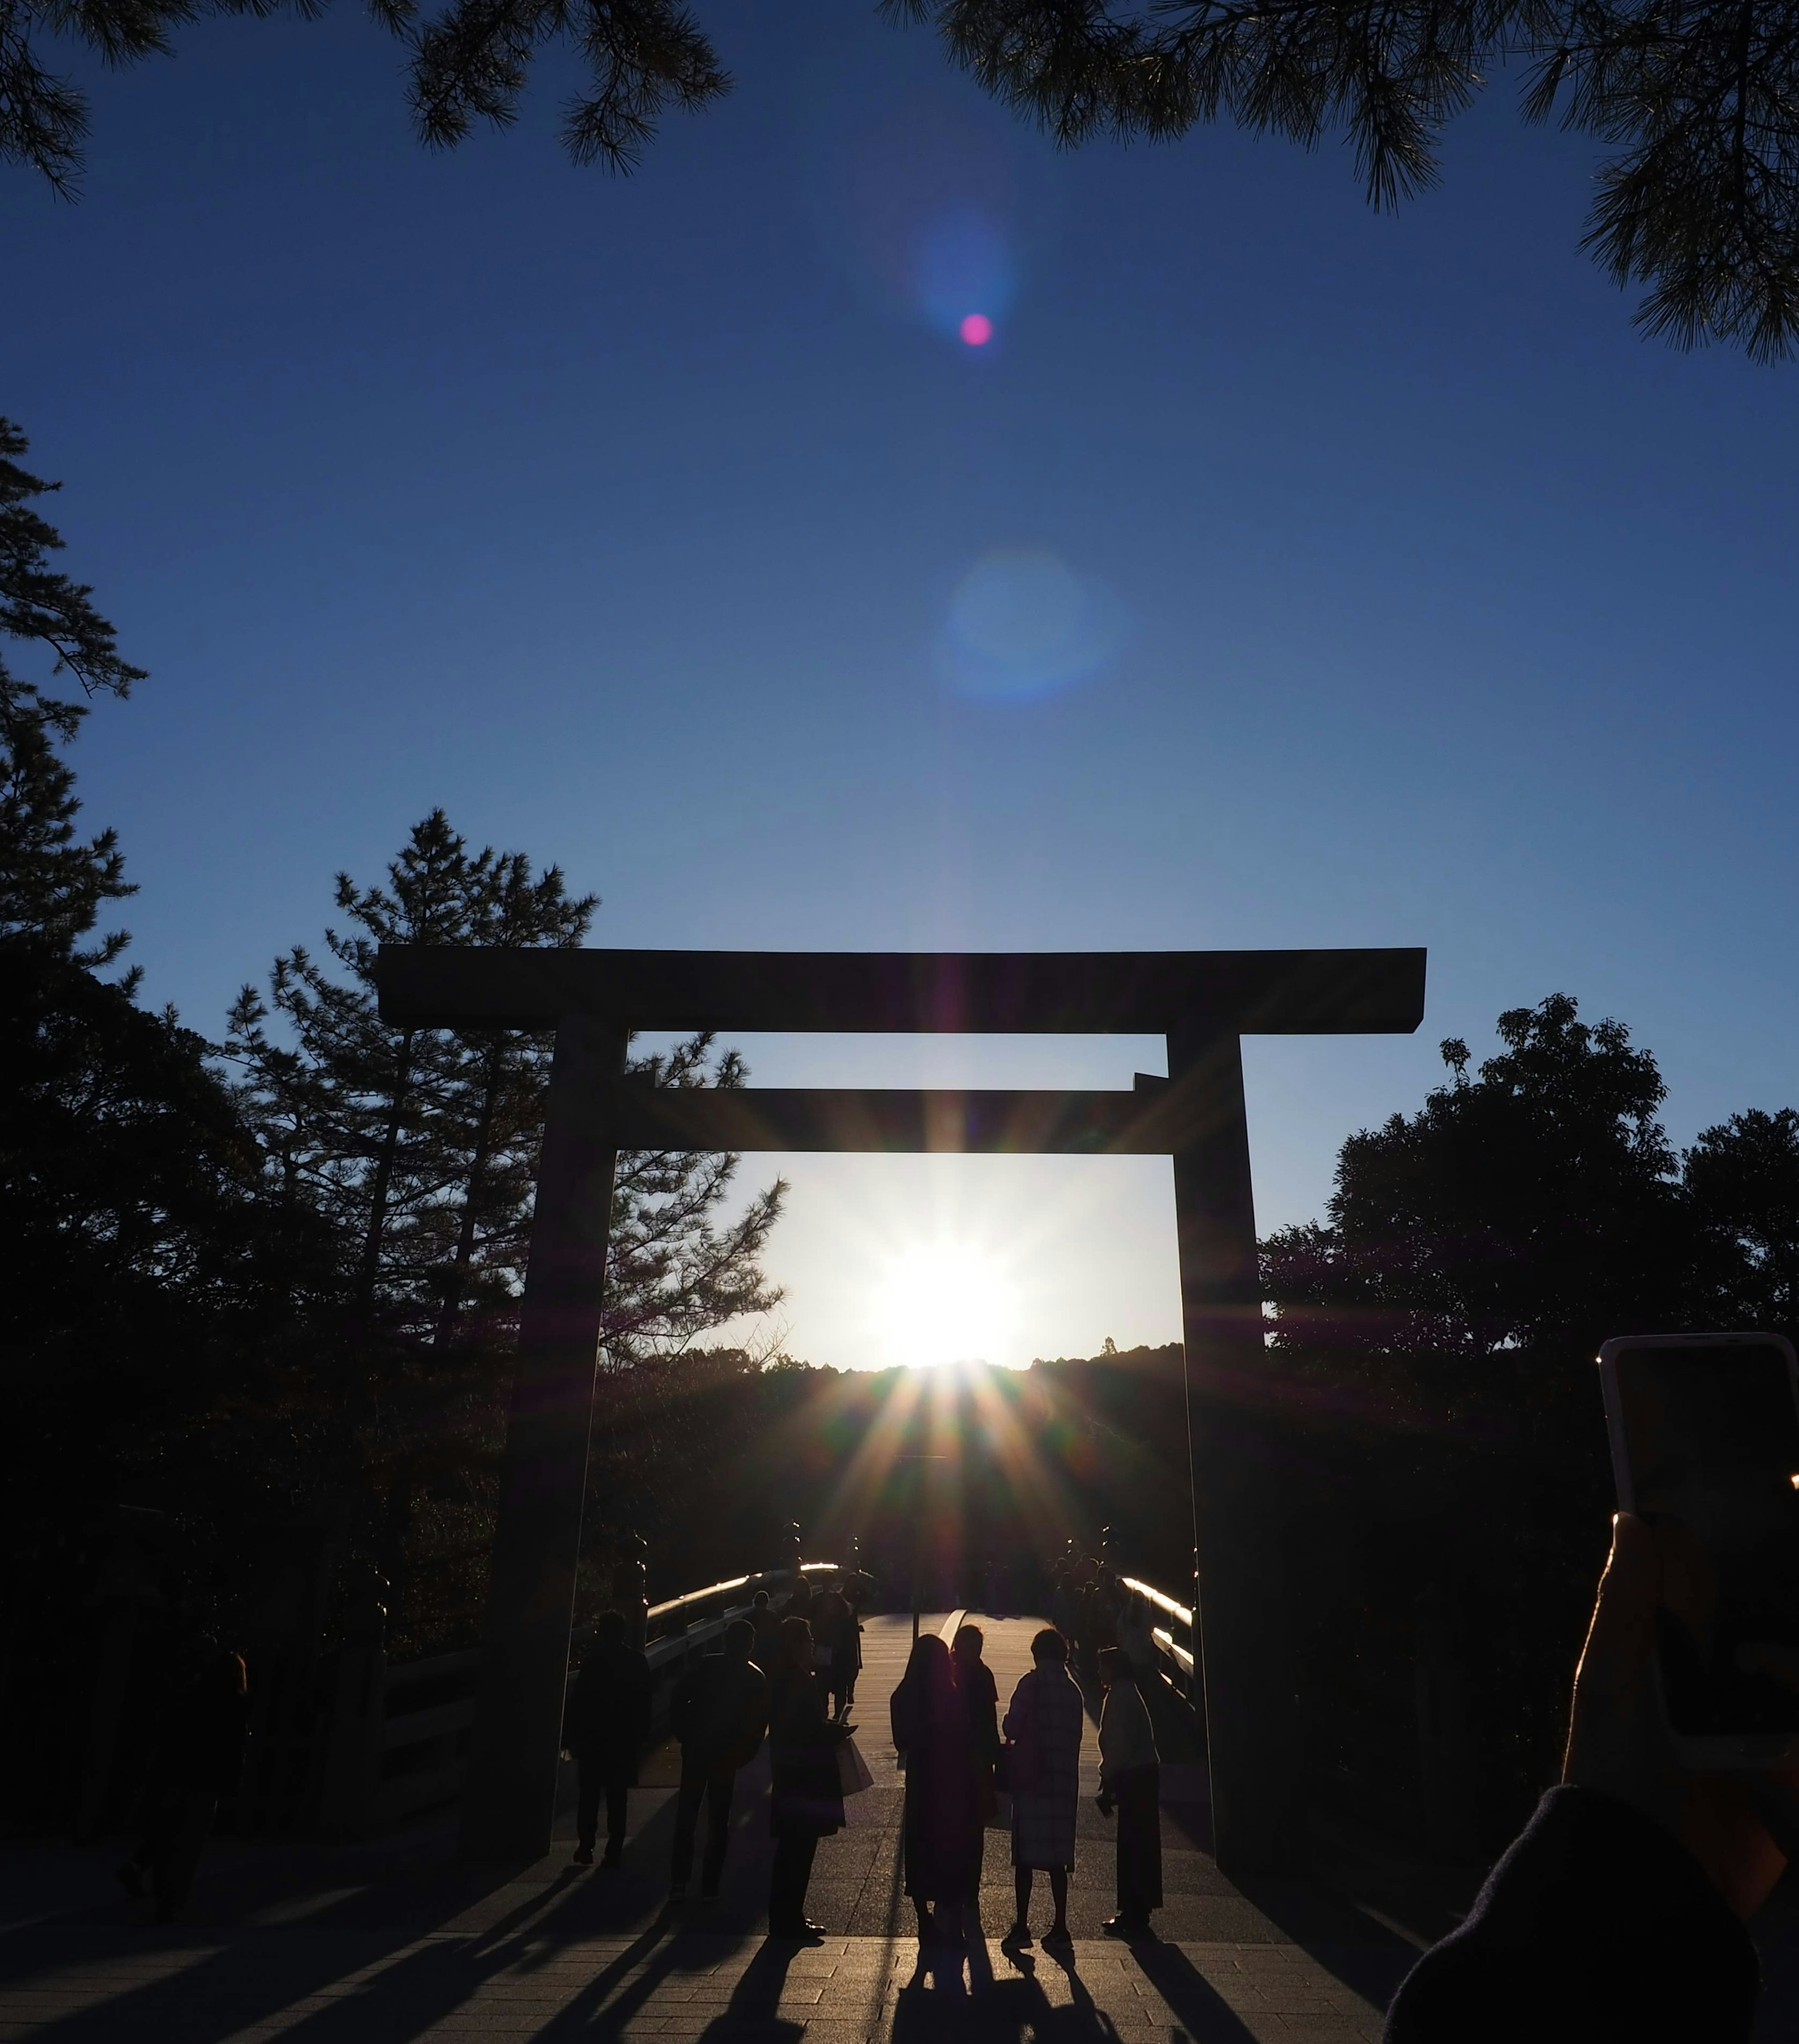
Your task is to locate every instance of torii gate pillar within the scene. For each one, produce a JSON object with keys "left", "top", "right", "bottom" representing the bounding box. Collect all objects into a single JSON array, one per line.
[{"left": 375, "top": 945, "right": 1426, "bottom": 1875}]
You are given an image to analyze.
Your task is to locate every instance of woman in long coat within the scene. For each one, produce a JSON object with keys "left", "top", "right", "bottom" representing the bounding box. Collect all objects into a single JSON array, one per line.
[
  {"left": 767, "top": 1615, "right": 846, "bottom": 1939},
  {"left": 1096, "top": 1646, "right": 1161, "bottom": 1937},
  {"left": 890, "top": 1633, "right": 982, "bottom": 1943},
  {"left": 1003, "top": 1627, "right": 1084, "bottom": 1947}
]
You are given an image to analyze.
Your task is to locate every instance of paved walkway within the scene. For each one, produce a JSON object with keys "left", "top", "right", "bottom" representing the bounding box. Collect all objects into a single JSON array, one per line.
[
  {"left": 14, "top": 1611, "right": 1799, "bottom": 2037},
  {"left": 0, "top": 1613, "right": 1426, "bottom": 2042}
]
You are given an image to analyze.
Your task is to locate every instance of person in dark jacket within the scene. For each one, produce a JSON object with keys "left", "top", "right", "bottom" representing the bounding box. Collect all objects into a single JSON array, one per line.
[
  {"left": 668, "top": 1618, "right": 770, "bottom": 1901},
  {"left": 1385, "top": 1512, "right": 1793, "bottom": 2042},
  {"left": 892, "top": 1633, "right": 983, "bottom": 1944},
  {"left": 751, "top": 1588, "right": 783, "bottom": 1672},
  {"left": 767, "top": 1614, "right": 847, "bottom": 1939},
  {"left": 954, "top": 1623, "right": 1002, "bottom": 1913},
  {"left": 119, "top": 1642, "right": 250, "bottom": 1923},
  {"left": 811, "top": 1587, "right": 857, "bottom": 1724},
  {"left": 563, "top": 1608, "right": 652, "bottom": 1868},
  {"left": 840, "top": 1569, "right": 873, "bottom": 1716}
]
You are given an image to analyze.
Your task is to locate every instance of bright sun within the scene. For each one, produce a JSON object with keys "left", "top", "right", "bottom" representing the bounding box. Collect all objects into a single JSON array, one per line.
[{"left": 871, "top": 1242, "right": 1018, "bottom": 1371}]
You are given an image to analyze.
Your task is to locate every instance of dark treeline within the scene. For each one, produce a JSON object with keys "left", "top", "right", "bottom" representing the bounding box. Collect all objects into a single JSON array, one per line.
[
  {"left": 582, "top": 1343, "right": 1193, "bottom": 1617},
  {"left": 1259, "top": 998, "right": 1799, "bottom": 1857},
  {"left": 0, "top": 421, "right": 784, "bottom": 1822}
]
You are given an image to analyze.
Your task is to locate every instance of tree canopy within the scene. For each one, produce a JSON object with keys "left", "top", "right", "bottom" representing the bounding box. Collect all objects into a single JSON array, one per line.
[
  {"left": 0, "top": 418, "right": 143, "bottom": 972},
  {"left": 9, "top": 4, "right": 1799, "bottom": 357},
  {"left": 892, "top": 0, "right": 1799, "bottom": 359},
  {"left": 1260, "top": 990, "right": 1799, "bottom": 1842},
  {"left": 0, "top": 419, "right": 790, "bottom": 1680}
]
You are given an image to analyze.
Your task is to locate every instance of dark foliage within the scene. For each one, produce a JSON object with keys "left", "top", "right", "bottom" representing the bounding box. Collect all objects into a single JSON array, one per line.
[
  {"left": 0, "top": 0, "right": 727, "bottom": 191},
  {"left": 8, "top": 0, "right": 1799, "bottom": 357},
  {"left": 571, "top": 1344, "right": 1195, "bottom": 1627},
  {"left": 0, "top": 940, "right": 349, "bottom": 1514},
  {"left": 888, "top": 0, "right": 1799, "bottom": 358},
  {"left": 0, "top": 417, "right": 142, "bottom": 969},
  {"left": 1261, "top": 992, "right": 1799, "bottom": 1852}
]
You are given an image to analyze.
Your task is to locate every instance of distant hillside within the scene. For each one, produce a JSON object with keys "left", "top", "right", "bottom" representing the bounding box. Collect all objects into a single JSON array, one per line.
[{"left": 561, "top": 1343, "right": 1196, "bottom": 1641}]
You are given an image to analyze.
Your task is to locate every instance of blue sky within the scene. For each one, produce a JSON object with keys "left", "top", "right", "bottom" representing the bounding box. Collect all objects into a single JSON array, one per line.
[{"left": 7, "top": 0, "right": 1798, "bottom": 1368}]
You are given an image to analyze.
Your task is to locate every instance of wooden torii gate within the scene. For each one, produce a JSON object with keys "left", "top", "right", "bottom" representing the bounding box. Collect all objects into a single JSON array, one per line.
[{"left": 374, "top": 945, "right": 1426, "bottom": 1876}]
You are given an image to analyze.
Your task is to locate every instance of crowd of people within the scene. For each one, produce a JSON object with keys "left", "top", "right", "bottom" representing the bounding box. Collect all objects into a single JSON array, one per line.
[
  {"left": 1045, "top": 1548, "right": 1152, "bottom": 1678},
  {"left": 560, "top": 1564, "right": 1164, "bottom": 1946},
  {"left": 105, "top": 1531, "right": 1799, "bottom": 2036},
  {"left": 880, "top": 1615, "right": 1160, "bottom": 1946},
  {"left": 560, "top": 1567, "right": 873, "bottom": 1934}
]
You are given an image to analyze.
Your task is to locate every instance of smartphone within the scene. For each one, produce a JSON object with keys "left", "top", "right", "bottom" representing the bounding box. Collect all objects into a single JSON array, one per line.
[{"left": 1599, "top": 1332, "right": 1799, "bottom": 1768}]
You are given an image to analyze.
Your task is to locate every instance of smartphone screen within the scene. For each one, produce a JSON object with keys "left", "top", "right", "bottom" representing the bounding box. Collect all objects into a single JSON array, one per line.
[{"left": 1613, "top": 1339, "right": 1799, "bottom": 1738}]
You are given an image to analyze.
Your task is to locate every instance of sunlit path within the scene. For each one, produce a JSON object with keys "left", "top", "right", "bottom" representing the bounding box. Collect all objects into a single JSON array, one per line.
[{"left": 0, "top": 1610, "right": 1419, "bottom": 2042}]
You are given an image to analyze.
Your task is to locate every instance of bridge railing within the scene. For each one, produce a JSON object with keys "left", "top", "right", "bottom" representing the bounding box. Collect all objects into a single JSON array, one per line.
[
  {"left": 318, "top": 1560, "right": 840, "bottom": 1838},
  {"left": 640, "top": 1561, "right": 840, "bottom": 1683},
  {"left": 1120, "top": 1574, "right": 1203, "bottom": 1720}
]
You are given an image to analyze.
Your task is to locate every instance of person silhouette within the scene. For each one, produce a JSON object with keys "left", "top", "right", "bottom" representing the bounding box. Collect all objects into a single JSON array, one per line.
[
  {"left": 892, "top": 1633, "right": 982, "bottom": 1945},
  {"left": 668, "top": 1617, "right": 770, "bottom": 1901},
  {"left": 1003, "top": 1627, "right": 1083, "bottom": 1947},
  {"left": 118, "top": 1640, "right": 249, "bottom": 1923},
  {"left": 562, "top": 1609, "right": 651, "bottom": 1868},
  {"left": 766, "top": 1615, "right": 847, "bottom": 1939},
  {"left": 1095, "top": 1646, "right": 1161, "bottom": 1937}
]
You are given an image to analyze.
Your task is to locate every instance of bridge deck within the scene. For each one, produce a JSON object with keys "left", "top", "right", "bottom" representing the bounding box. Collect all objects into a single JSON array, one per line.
[{"left": 0, "top": 1614, "right": 1419, "bottom": 2041}]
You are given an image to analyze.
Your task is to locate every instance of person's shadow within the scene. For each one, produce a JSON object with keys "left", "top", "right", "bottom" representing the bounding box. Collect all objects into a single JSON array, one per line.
[
  {"left": 890, "top": 1936, "right": 1125, "bottom": 2044},
  {"left": 1128, "top": 1938, "right": 1265, "bottom": 2043},
  {"left": 686, "top": 1939, "right": 808, "bottom": 2044}
]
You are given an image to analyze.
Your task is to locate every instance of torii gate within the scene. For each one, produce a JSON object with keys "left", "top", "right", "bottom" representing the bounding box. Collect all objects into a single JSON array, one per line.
[{"left": 375, "top": 945, "right": 1426, "bottom": 1877}]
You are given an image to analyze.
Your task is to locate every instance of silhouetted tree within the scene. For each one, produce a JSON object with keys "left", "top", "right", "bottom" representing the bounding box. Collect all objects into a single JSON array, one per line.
[
  {"left": 1264, "top": 992, "right": 1689, "bottom": 1385},
  {"left": 225, "top": 811, "right": 787, "bottom": 1642},
  {"left": 226, "top": 810, "right": 786, "bottom": 1358},
  {"left": 0, "top": 432, "right": 356, "bottom": 1780},
  {"left": 1258, "top": 991, "right": 1799, "bottom": 1843},
  {"left": 0, "top": 418, "right": 143, "bottom": 969},
  {"left": 1685, "top": 1107, "right": 1799, "bottom": 1337},
  {"left": 2, "top": 0, "right": 726, "bottom": 193},
  {"left": 224, "top": 811, "right": 587, "bottom": 1334}
]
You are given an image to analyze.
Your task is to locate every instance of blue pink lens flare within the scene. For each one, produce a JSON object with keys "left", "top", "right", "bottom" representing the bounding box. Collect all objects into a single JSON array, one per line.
[
  {"left": 916, "top": 205, "right": 1015, "bottom": 346},
  {"left": 937, "top": 550, "right": 1129, "bottom": 701}
]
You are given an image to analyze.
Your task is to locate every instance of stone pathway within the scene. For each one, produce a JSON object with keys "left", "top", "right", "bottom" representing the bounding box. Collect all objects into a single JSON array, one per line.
[
  {"left": 0, "top": 1928, "right": 1392, "bottom": 2042},
  {"left": 0, "top": 1613, "right": 1421, "bottom": 2041}
]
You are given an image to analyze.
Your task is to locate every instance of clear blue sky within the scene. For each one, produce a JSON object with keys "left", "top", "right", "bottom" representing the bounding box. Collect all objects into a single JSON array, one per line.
[{"left": 7, "top": 1, "right": 1798, "bottom": 1368}]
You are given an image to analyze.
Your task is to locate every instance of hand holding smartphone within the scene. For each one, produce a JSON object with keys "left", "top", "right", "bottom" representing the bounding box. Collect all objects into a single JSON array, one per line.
[{"left": 1599, "top": 1332, "right": 1799, "bottom": 1769}]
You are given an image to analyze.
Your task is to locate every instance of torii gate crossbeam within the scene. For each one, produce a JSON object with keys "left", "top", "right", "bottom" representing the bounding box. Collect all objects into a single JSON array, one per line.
[{"left": 374, "top": 944, "right": 1426, "bottom": 1878}]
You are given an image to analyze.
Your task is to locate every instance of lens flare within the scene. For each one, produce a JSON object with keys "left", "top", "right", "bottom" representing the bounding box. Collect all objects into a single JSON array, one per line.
[
  {"left": 917, "top": 207, "right": 1015, "bottom": 343},
  {"left": 937, "top": 548, "right": 1127, "bottom": 700}
]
